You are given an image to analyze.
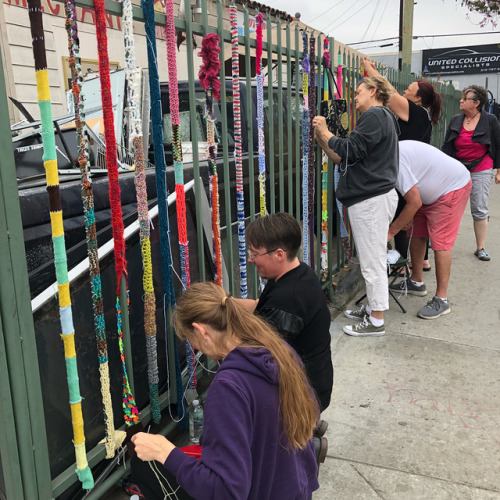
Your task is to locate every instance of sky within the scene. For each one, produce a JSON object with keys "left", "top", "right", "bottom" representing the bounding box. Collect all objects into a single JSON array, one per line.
[{"left": 263, "top": 0, "right": 500, "bottom": 54}]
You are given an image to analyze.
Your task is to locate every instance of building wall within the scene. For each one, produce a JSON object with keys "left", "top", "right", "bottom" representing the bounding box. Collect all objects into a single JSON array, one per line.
[{"left": 372, "top": 49, "right": 500, "bottom": 101}]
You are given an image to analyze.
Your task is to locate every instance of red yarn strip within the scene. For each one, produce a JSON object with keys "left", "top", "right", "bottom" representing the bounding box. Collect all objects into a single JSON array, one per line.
[
  {"left": 256, "top": 13, "right": 263, "bottom": 75},
  {"left": 94, "top": 0, "right": 126, "bottom": 294},
  {"left": 198, "top": 33, "right": 222, "bottom": 101}
]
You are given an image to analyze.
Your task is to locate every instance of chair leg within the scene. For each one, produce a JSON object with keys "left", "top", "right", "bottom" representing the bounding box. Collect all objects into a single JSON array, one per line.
[
  {"left": 355, "top": 293, "right": 367, "bottom": 306},
  {"left": 389, "top": 290, "right": 407, "bottom": 313}
]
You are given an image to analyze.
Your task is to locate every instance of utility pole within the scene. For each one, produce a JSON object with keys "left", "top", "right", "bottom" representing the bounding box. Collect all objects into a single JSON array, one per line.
[{"left": 399, "top": 0, "right": 415, "bottom": 72}]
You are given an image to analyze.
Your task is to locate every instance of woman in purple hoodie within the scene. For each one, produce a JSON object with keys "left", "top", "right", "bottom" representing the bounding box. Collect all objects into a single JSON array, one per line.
[{"left": 131, "top": 281, "right": 320, "bottom": 499}]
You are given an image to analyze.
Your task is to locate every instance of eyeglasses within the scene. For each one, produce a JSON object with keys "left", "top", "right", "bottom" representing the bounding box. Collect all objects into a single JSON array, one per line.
[{"left": 247, "top": 248, "right": 278, "bottom": 261}]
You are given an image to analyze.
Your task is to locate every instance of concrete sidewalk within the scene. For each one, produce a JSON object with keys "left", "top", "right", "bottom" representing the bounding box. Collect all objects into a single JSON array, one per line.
[{"left": 316, "top": 179, "right": 500, "bottom": 499}]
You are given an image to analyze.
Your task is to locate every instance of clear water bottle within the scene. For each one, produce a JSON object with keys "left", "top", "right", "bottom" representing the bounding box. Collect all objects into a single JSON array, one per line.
[{"left": 189, "top": 399, "right": 204, "bottom": 444}]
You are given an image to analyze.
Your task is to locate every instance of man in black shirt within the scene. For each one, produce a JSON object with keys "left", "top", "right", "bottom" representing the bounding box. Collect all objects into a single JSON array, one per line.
[{"left": 241, "top": 213, "right": 334, "bottom": 413}]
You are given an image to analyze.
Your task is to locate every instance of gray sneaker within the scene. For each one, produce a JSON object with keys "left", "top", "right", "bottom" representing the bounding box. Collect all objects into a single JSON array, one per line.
[
  {"left": 343, "top": 316, "right": 385, "bottom": 336},
  {"left": 417, "top": 296, "right": 451, "bottom": 320},
  {"left": 389, "top": 277, "right": 427, "bottom": 296},
  {"left": 344, "top": 305, "right": 369, "bottom": 321}
]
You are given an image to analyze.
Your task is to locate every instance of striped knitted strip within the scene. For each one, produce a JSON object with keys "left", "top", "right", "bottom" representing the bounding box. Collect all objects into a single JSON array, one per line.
[
  {"left": 320, "top": 38, "right": 329, "bottom": 279},
  {"left": 301, "top": 31, "right": 310, "bottom": 264},
  {"left": 122, "top": 0, "right": 161, "bottom": 424},
  {"left": 308, "top": 36, "right": 316, "bottom": 270},
  {"left": 256, "top": 12, "right": 266, "bottom": 216},
  {"left": 199, "top": 33, "right": 223, "bottom": 286},
  {"left": 230, "top": 5, "right": 248, "bottom": 299},
  {"left": 164, "top": 0, "right": 196, "bottom": 394},
  {"left": 64, "top": 0, "right": 117, "bottom": 457},
  {"left": 27, "top": 0, "right": 93, "bottom": 487},
  {"left": 142, "top": 0, "right": 186, "bottom": 427},
  {"left": 94, "top": 0, "right": 139, "bottom": 427}
]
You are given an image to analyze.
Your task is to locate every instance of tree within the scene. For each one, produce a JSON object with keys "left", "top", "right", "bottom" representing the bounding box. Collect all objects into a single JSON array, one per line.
[{"left": 461, "top": 0, "right": 499, "bottom": 27}]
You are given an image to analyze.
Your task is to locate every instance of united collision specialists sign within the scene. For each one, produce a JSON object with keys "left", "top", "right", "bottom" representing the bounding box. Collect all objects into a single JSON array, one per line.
[{"left": 422, "top": 44, "right": 500, "bottom": 76}]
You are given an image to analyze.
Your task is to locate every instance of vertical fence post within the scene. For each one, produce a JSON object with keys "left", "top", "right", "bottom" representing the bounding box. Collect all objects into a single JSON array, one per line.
[
  {"left": 0, "top": 49, "right": 52, "bottom": 500},
  {"left": 267, "top": 12, "right": 275, "bottom": 214}
]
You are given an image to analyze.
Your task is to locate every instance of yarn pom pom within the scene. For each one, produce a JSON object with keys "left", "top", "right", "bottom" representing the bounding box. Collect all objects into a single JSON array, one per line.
[{"left": 199, "top": 33, "right": 222, "bottom": 101}]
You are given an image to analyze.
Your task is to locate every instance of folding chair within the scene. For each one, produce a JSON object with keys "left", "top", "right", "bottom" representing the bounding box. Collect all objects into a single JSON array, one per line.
[{"left": 355, "top": 257, "right": 410, "bottom": 313}]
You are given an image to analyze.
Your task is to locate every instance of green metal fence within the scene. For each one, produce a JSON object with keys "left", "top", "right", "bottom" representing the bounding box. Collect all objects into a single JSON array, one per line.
[{"left": 0, "top": 1, "right": 462, "bottom": 498}]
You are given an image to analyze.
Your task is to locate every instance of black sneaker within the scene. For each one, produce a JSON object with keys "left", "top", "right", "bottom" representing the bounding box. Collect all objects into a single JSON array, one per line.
[{"left": 389, "top": 277, "right": 427, "bottom": 296}]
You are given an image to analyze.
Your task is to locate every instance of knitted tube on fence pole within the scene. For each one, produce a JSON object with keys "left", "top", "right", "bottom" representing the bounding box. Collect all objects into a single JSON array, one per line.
[
  {"left": 142, "top": 0, "right": 186, "bottom": 427},
  {"left": 27, "top": 0, "right": 94, "bottom": 487},
  {"left": 199, "top": 33, "right": 223, "bottom": 286},
  {"left": 164, "top": 0, "right": 196, "bottom": 392},
  {"left": 122, "top": 0, "right": 161, "bottom": 424},
  {"left": 321, "top": 38, "right": 329, "bottom": 279},
  {"left": 256, "top": 12, "right": 266, "bottom": 216},
  {"left": 301, "top": 31, "right": 310, "bottom": 265},
  {"left": 230, "top": 5, "right": 248, "bottom": 298},
  {"left": 64, "top": 0, "right": 119, "bottom": 458},
  {"left": 308, "top": 36, "right": 316, "bottom": 270},
  {"left": 94, "top": 0, "right": 139, "bottom": 428}
]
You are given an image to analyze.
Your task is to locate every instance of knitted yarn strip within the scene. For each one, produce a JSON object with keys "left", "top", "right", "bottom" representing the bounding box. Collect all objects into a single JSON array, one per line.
[
  {"left": 64, "top": 0, "right": 117, "bottom": 457},
  {"left": 27, "top": 0, "right": 93, "bottom": 487},
  {"left": 122, "top": 0, "right": 161, "bottom": 424},
  {"left": 164, "top": 0, "right": 196, "bottom": 393},
  {"left": 142, "top": 0, "right": 185, "bottom": 427},
  {"left": 320, "top": 38, "right": 329, "bottom": 280},
  {"left": 199, "top": 33, "right": 223, "bottom": 285},
  {"left": 230, "top": 5, "right": 248, "bottom": 298},
  {"left": 94, "top": 0, "right": 139, "bottom": 427},
  {"left": 301, "top": 31, "right": 310, "bottom": 264},
  {"left": 256, "top": 13, "right": 266, "bottom": 216},
  {"left": 308, "top": 36, "right": 316, "bottom": 270}
]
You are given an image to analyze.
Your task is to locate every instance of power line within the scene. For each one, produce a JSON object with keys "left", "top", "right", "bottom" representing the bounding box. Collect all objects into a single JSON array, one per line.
[
  {"left": 361, "top": 0, "right": 382, "bottom": 41},
  {"left": 348, "top": 31, "right": 498, "bottom": 47},
  {"left": 323, "top": 0, "right": 374, "bottom": 35},
  {"left": 304, "top": 0, "right": 349, "bottom": 26}
]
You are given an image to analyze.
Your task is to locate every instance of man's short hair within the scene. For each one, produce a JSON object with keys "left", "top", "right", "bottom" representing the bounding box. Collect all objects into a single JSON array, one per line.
[{"left": 245, "top": 212, "right": 301, "bottom": 260}]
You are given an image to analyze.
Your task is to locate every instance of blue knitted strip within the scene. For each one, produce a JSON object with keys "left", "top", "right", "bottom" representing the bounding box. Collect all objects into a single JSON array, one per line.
[{"left": 142, "top": 0, "right": 185, "bottom": 427}]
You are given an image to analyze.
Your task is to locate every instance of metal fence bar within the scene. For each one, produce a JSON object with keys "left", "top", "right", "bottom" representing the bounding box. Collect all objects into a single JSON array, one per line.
[
  {"left": 267, "top": 13, "right": 275, "bottom": 214},
  {"left": 286, "top": 22, "right": 293, "bottom": 215},
  {"left": 277, "top": 17, "right": 284, "bottom": 213},
  {"left": 186, "top": 0, "right": 205, "bottom": 282},
  {"left": 217, "top": 0, "right": 235, "bottom": 296}
]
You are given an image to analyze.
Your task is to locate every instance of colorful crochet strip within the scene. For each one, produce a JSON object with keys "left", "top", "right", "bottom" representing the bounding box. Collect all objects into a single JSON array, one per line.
[
  {"left": 301, "top": 31, "right": 310, "bottom": 265},
  {"left": 230, "top": 5, "right": 248, "bottom": 298},
  {"left": 199, "top": 33, "right": 223, "bottom": 286},
  {"left": 336, "top": 51, "right": 343, "bottom": 99},
  {"left": 142, "top": 0, "right": 186, "bottom": 427},
  {"left": 321, "top": 39, "right": 329, "bottom": 280},
  {"left": 64, "top": 0, "right": 117, "bottom": 457},
  {"left": 94, "top": 0, "right": 139, "bottom": 427},
  {"left": 27, "top": 0, "right": 93, "bottom": 487},
  {"left": 122, "top": 0, "right": 161, "bottom": 424},
  {"left": 308, "top": 36, "right": 316, "bottom": 269},
  {"left": 256, "top": 12, "right": 266, "bottom": 216},
  {"left": 164, "top": 0, "right": 196, "bottom": 392}
]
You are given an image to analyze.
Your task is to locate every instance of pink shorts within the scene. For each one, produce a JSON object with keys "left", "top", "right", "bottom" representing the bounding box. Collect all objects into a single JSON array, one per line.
[{"left": 410, "top": 180, "right": 472, "bottom": 251}]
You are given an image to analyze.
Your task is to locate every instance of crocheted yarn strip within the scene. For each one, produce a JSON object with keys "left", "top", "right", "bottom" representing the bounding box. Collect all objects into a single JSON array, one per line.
[
  {"left": 27, "top": 0, "right": 93, "bottom": 487},
  {"left": 122, "top": 0, "right": 161, "bottom": 424},
  {"left": 307, "top": 36, "right": 316, "bottom": 269},
  {"left": 64, "top": 0, "right": 117, "bottom": 456},
  {"left": 142, "top": 0, "right": 185, "bottom": 426},
  {"left": 256, "top": 13, "right": 266, "bottom": 216},
  {"left": 164, "top": 0, "right": 196, "bottom": 394},
  {"left": 301, "top": 31, "right": 310, "bottom": 265},
  {"left": 199, "top": 33, "right": 223, "bottom": 285},
  {"left": 230, "top": 5, "right": 248, "bottom": 298},
  {"left": 321, "top": 38, "right": 330, "bottom": 279},
  {"left": 94, "top": 0, "right": 139, "bottom": 427}
]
